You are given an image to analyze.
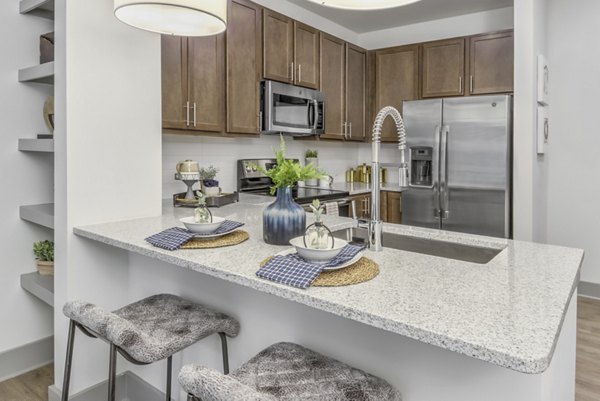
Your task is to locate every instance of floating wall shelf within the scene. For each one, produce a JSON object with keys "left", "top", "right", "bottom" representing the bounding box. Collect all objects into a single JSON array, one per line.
[
  {"left": 19, "top": 0, "right": 54, "bottom": 20},
  {"left": 21, "top": 272, "right": 54, "bottom": 307},
  {"left": 18, "top": 62, "right": 54, "bottom": 84},
  {"left": 18, "top": 138, "right": 54, "bottom": 153},
  {"left": 20, "top": 203, "right": 54, "bottom": 229}
]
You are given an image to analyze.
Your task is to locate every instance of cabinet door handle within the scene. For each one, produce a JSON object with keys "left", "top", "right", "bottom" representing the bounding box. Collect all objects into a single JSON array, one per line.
[
  {"left": 470, "top": 75, "right": 474, "bottom": 94},
  {"left": 185, "top": 101, "right": 190, "bottom": 127},
  {"left": 193, "top": 102, "right": 197, "bottom": 127},
  {"left": 343, "top": 122, "right": 347, "bottom": 139},
  {"left": 349, "top": 122, "right": 352, "bottom": 138},
  {"left": 290, "top": 62, "right": 295, "bottom": 82},
  {"left": 258, "top": 112, "right": 262, "bottom": 133},
  {"left": 459, "top": 76, "right": 462, "bottom": 93},
  {"left": 298, "top": 64, "right": 302, "bottom": 83}
]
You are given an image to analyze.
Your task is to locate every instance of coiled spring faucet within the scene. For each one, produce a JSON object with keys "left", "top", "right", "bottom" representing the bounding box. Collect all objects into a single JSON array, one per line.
[{"left": 369, "top": 106, "right": 409, "bottom": 252}]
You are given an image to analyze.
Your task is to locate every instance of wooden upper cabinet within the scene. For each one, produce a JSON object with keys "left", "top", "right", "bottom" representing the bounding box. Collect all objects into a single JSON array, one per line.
[
  {"left": 319, "top": 33, "right": 346, "bottom": 140},
  {"left": 227, "top": 0, "right": 262, "bottom": 135},
  {"left": 162, "top": 36, "right": 188, "bottom": 130},
  {"left": 375, "top": 45, "right": 420, "bottom": 142},
  {"left": 421, "top": 38, "right": 465, "bottom": 98},
  {"left": 294, "top": 22, "right": 320, "bottom": 89},
  {"left": 187, "top": 34, "right": 226, "bottom": 133},
  {"left": 469, "top": 30, "right": 514, "bottom": 95},
  {"left": 161, "top": 34, "right": 225, "bottom": 134},
  {"left": 263, "top": 9, "right": 294, "bottom": 84},
  {"left": 345, "top": 44, "right": 366, "bottom": 141}
]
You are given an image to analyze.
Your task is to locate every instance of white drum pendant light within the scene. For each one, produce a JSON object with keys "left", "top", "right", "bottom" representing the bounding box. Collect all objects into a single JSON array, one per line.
[
  {"left": 114, "top": 0, "right": 227, "bottom": 36},
  {"left": 307, "top": 0, "right": 421, "bottom": 10}
]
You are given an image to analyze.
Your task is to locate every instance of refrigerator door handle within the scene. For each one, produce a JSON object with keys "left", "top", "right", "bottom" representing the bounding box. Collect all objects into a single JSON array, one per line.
[
  {"left": 433, "top": 125, "right": 442, "bottom": 218},
  {"left": 440, "top": 125, "right": 450, "bottom": 219}
]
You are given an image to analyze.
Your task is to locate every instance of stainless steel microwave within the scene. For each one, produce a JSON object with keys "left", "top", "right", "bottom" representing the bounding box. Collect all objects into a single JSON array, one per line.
[{"left": 260, "top": 80, "right": 325, "bottom": 136}]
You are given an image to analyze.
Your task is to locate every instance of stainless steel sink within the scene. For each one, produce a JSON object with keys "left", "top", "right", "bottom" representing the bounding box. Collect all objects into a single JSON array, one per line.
[{"left": 334, "top": 227, "right": 503, "bottom": 264}]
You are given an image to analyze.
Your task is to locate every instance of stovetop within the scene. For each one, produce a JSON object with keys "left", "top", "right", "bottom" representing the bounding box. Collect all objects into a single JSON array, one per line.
[{"left": 244, "top": 186, "right": 349, "bottom": 203}]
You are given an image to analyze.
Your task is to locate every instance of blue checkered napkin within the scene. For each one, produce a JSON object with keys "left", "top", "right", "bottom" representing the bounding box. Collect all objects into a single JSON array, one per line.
[
  {"left": 257, "top": 243, "right": 367, "bottom": 289},
  {"left": 145, "top": 227, "right": 194, "bottom": 251},
  {"left": 257, "top": 253, "right": 323, "bottom": 289},
  {"left": 193, "top": 220, "right": 245, "bottom": 237}
]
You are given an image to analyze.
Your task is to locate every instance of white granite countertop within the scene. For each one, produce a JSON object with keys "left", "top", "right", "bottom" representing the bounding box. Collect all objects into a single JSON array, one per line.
[
  {"left": 329, "top": 182, "right": 403, "bottom": 195},
  {"left": 73, "top": 195, "right": 583, "bottom": 374}
]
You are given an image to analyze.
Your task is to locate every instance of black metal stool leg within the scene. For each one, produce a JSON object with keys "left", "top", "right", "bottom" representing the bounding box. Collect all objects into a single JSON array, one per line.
[
  {"left": 218, "top": 332, "right": 229, "bottom": 375},
  {"left": 166, "top": 356, "right": 172, "bottom": 401},
  {"left": 108, "top": 344, "right": 117, "bottom": 401},
  {"left": 61, "top": 320, "right": 76, "bottom": 401}
]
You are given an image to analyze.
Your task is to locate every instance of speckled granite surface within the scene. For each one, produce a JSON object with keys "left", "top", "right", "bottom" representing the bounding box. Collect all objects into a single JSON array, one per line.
[{"left": 73, "top": 195, "right": 583, "bottom": 374}]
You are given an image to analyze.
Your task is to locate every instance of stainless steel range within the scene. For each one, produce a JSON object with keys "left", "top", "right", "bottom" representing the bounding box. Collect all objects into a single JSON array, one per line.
[{"left": 237, "top": 159, "right": 352, "bottom": 216}]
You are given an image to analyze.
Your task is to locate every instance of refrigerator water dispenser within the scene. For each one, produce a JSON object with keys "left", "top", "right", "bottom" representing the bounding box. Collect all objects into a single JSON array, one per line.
[{"left": 410, "top": 147, "right": 433, "bottom": 187}]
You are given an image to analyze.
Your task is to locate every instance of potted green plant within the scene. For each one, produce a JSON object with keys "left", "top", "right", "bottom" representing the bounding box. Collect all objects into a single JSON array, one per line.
[
  {"left": 33, "top": 240, "right": 54, "bottom": 276},
  {"left": 198, "top": 165, "right": 221, "bottom": 197},
  {"left": 305, "top": 149, "right": 319, "bottom": 186},
  {"left": 258, "top": 136, "right": 324, "bottom": 245}
]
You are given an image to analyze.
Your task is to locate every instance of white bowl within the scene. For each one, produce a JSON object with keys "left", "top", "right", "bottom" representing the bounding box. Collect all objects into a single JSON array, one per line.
[
  {"left": 289, "top": 236, "right": 348, "bottom": 263},
  {"left": 180, "top": 216, "right": 225, "bottom": 234}
]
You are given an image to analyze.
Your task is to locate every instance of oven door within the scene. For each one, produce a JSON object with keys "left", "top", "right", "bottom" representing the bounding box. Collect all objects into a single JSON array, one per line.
[
  {"left": 262, "top": 80, "right": 324, "bottom": 136},
  {"left": 301, "top": 198, "right": 354, "bottom": 218}
]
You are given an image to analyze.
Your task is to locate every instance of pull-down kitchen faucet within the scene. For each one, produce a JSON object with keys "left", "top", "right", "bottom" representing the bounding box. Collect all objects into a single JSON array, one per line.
[{"left": 368, "top": 106, "right": 409, "bottom": 251}]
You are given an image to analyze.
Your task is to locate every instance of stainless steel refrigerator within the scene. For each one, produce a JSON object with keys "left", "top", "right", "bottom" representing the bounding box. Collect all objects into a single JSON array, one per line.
[{"left": 402, "top": 95, "right": 512, "bottom": 238}]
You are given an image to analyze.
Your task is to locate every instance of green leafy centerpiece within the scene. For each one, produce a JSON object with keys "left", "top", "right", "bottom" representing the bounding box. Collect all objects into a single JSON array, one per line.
[{"left": 259, "top": 136, "right": 324, "bottom": 245}]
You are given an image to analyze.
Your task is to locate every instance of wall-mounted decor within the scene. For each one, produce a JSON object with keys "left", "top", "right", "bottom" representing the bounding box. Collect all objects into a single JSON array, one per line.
[
  {"left": 537, "top": 55, "right": 549, "bottom": 105},
  {"left": 537, "top": 105, "right": 549, "bottom": 154},
  {"left": 43, "top": 96, "right": 54, "bottom": 134}
]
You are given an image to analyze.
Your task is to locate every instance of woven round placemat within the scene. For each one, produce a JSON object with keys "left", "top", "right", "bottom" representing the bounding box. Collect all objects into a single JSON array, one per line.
[
  {"left": 259, "top": 256, "right": 379, "bottom": 287},
  {"left": 181, "top": 230, "right": 249, "bottom": 249}
]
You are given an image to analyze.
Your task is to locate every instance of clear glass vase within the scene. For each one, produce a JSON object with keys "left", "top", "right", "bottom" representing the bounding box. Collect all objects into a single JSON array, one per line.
[
  {"left": 304, "top": 221, "right": 333, "bottom": 249},
  {"left": 194, "top": 205, "right": 213, "bottom": 223}
]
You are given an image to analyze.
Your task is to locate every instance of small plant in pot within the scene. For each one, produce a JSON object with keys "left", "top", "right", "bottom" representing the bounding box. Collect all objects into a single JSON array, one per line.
[
  {"left": 257, "top": 136, "right": 325, "bottom": 245},
  {"left": 305, "top": 149, "right": 319, "bottom": 187},
  {"left": 33, "top": 240, "right": 54, "bottom": 276},
  {"left": 199, "top": 165, "right": 221, "bottom": 197}
]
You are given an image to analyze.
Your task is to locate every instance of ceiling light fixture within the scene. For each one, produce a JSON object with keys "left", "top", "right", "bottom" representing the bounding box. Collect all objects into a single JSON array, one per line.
[
  {"left": 114, "top": 0, "right": 227, "bottom": 36},
  {"left": 306, "top": 0, "right": 421, "bottom": 10}
]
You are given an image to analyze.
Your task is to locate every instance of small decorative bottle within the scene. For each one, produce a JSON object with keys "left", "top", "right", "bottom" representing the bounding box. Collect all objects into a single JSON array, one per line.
[
  {"left": 304, "top": 199, "right": 334, "bottom": 250},
  {"left": 194, "top": 192, "right": 213, "bottom": 223}
]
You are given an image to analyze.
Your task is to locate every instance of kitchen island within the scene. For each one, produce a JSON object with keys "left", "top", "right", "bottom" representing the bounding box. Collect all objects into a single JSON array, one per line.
[{"left": 73, "top": 194, "right": 583, "bottom": 401}]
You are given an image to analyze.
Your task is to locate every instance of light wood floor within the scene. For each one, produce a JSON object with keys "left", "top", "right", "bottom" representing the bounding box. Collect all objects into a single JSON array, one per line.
[
  {"left": 0, "top": 364, "right": 53, "bottom": 401},
  {"left": 0, "top": 297, "right": 599, "bottom": 401}
]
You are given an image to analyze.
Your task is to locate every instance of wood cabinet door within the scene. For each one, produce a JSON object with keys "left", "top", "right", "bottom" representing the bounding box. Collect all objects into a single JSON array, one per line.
[
  {"left": 319, "top": 33, "right": 346, "bottom": 140},
  {"left": 346, "top": 43, "right": 367, "bottom": 141},
  {"left": 187, "top": 34, "right": 226, "bottom": 133},
  {"left": 263, "top": 9, "right": 294, "bottom": 84},
  {"left": 469, "top": 31, "right": 514, "bottom": 95},
  {"left": 386, "top": 191, "right": 402, "bottom": 224},
  {"left": 375, "top": 45, "right": 420, "bottom": 142},
  {"left": 422, "top": 38, "right": 465, "bottom": 98},
  {"left": 227, "top": 0, "right": 262, "bottom": 135},
  {"left": 294, "top": 22, "right": 320, "bottom": 89},
  {"left": 161, "top": 35, "right": 189, "bottom": 130},
  {"left": 352, "top": 194, "right": 372, "bottom": 219}
]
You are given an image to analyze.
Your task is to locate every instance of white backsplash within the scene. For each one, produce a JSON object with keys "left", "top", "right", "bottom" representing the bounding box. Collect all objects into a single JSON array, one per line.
[{"left": 163, "top": 134, "right": 402, "bottom": 198}]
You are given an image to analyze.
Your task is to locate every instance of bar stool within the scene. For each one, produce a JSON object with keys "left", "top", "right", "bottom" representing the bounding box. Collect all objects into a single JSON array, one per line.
[
  {"left": 61, "top": 294, "right": 240, "bottom": 401},
  {"left": 179, "top": 342, "right": 402, "bottom": 401}
]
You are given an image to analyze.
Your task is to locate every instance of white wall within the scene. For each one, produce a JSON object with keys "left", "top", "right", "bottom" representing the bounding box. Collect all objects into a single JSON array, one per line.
[
  {"left": 53, "top": 0, "right": 162, "bottom": 393},
  {"left": 512, "top": 0, "right": 548, "bottom": 242},
  {"left": 0, "top": 1, "right": 54, "bottom": 356},
  {"left": 359, "top": 7, "right": 514, "bottom": 50},
  {"left": 546, "top": 0, "right": 600, "bottom": 284}
]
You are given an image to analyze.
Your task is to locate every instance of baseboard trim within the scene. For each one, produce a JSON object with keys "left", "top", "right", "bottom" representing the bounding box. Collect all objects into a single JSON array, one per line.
[
  {"left": 0, "top": 335, "right": 53, "bottom": 382},
  {"left": 580, "top": 281, "right": 600, "bottom": 299},
  {"left": 48, "top": 371, "right": 174, "bottom": 401}
]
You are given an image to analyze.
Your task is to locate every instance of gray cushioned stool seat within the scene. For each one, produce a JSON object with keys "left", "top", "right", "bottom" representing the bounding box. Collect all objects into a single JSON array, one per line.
[
  {"left": 63, "top": 294, "right": 240, "bottom": 364},
  {"left": 179, "top": 342, "right": 402, "bottom": 401}
]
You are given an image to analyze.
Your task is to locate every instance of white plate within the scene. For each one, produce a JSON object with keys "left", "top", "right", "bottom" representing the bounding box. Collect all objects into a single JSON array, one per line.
[
  {"left": 275, "top": 248, "right": 364, "bottom": 271},
  {"left": 192, "top": 226, "right": 239, "bottom": 239}
]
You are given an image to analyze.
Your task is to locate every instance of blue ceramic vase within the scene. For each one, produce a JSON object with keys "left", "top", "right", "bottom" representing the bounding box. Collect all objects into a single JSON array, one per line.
[{"left": 263, "top": 187, "right": 306, "bottom": 245}]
